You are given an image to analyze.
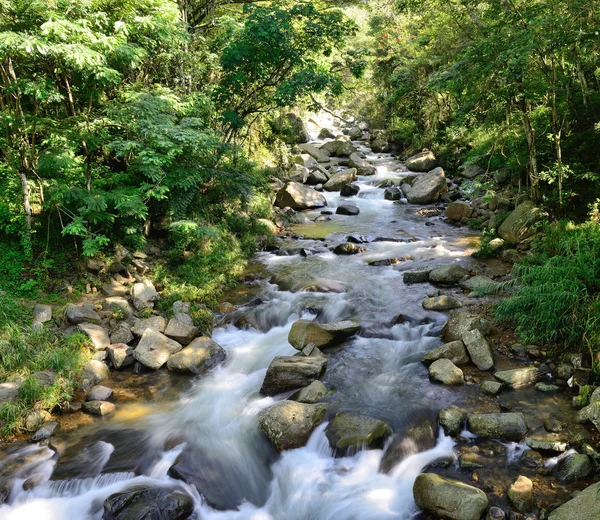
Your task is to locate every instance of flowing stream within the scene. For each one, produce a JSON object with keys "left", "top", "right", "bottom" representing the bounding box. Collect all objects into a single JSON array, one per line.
[{"left": 0, "top": 138, "right": 482, "bottom": 520}]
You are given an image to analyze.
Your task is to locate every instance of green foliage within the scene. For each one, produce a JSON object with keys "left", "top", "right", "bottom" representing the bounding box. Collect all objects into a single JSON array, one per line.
[{"left": 495, "top": 221, "right": 600, "bottom": 355}]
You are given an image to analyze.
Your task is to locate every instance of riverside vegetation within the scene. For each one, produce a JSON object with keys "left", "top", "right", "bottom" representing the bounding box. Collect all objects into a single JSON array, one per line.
[{"left": 1, "top": 1, "right": 600, "bottom": 520}]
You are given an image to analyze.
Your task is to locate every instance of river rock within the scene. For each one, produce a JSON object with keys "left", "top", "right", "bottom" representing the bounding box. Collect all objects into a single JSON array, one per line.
[
  {"left": 422, "top": 341, "right": 470, "bottom": 366},
  {"left": 406, "top": 168, "right": 448, "bottom": 204},
  {"left": 275, "top": 182, "right": 327, "bottom": 210},
  {"left": 555, "top": 453, "right": 593, "bottom": 481},
  {"left": 307, "top": 167, "right": 329, "bottom": 185},
  {"left": 413, "top": 473, "right": 488, "bottom": 520},
  {"left": 323, "top": 169, "right": 357, "bottom": 192},
  {"left": 405, "top": 151, "right": 437, "bottom": 172},
  {"left": 299, "top": 143, "right": 330, "bottom": 163},
  {"left": 337, "top": 141, "right": 357, "bottom": 157},
  {"left": 521, "top": 450, "right": 543, "bottom": 468},
  {"left": 131, "top": 316, "right": 167, "bottom": 337},
  {"left": 258, "top": 401, "right": 327, "bottom": 451},
  {"left": 370, "top": 139, "right": 388, "bottom": 153},
  {"left": 77, "top": 323, "right": 110, "bottom": 351},
  {"left": 0, "top": 382, "right": 20, "bottom": 404},
  {"left": 439, "top": 406, "right": 467, "bottom": 436},
  {"left": 133, "top": 329, "right": 183, "bottom": 370},
  {"left": 403, "top": 269, "right": 432, "bottom": 284},
  {"left": 460, "top": 452, "right": 487, "bottom": 469},
  {"left": 340, "top": 183, "right": 360, "bottom": 197},
  {"left": 442, "top": 312, "right": 491, "bottom": 342},
  {"left": 319, "top": 128, "right": 335, "bottom": 139},
  {"left": 287, "top": 164, "right": 310, "bottom": 183},
  {"left": 498, "top": 201, "right": 547, "bottom": 243},
  {"left": 494, "top": 367, "right": 538, "bottom": 388},
  {"left": 429, "top": 264, "right": 471, "bottom": 285},
  {"left": 164, "top": 318, "right": 198, "bottom": 346},
  {"left": 422, "top": 295, "right": 462, "bottom": 311},
  {"left": 87, "top": 385, "right": 113, "bottom": 402},
  {"left": 459, "top": 275, "right": 495, "bottom": 292},
  {"left": 481, "top": 381, "right": 503, "bottom": 395},
  {"left": 110, "top": 322, "right": 134, "bottom": 345},
  {"left": 31, "top": 421, "right": 57, "bottom": 442},
  {"left": 83, "top": 400, "right": 115, "bottom": 416},
  {"left": 508, "top": 475, "right": 533, "bottom": 512},
  {"left": 320, "top": 140, "right": 344, "bottom": 155},
  {"left": 384, "top": 187, "right": 402, "bottom": 201},
  {"left": 348, "top": 126, "right": 363, "bottom": 140},
  {"left": 103, "top": 485, "right": 194, "bottom": 520},
  {"left": 106, "top": 344, "right": 134, "bottom": 369},
  {"left": 280, "top": 113, "right": 308, "bottom": 144},
  {"left": 325, "top": 413, "right": 390, "bottom": 451},
  {"left": 358, "top": 166, "right": 377, "bottom": 176},
  {"left": 66, "top": 303, "right": 101, "bottom": 325},
  {"left": 288, "top": 320, "right": 360, "bottom": 351},
  {"left": 333, "top": 243, "right": 365, "bottom": 255},
  {"left": 131, "top": 282, "right": 159, "bottom": 310},
  {"left": 525, "top": 434, "right": 568, "bottom": 452},
  {"left": 548, "top": 481, "right": 600, "bottom": 520},
  {"left": 429, "top": 359, "right": 464, "bottom": 385},
  {"left": 462, "top": 329, "right": 494, "bottom": 371},
  {"left": 467, "top": 413, "right": 528, "bottom": 441},
  {"left": 84, "top": 360, "right": 110, "bottom": 384},
  {"left": 166, "top": 336, "right": 226, "bottom": 375},
  {"left": 290, "top": 381, "right": 328, "bottom": 404},
  {"left": 336, "top": 203, "right": 360, "bottom": 216},
  {"left": 348, "top": 153, "right": 369, "bottom": 169},
  {"left": 445, "top": 201, "right": 473, "bottom": 222},
  {"left": 578, "top": 401, "right": 600, "bottom": 432},
  {"left": 261, "top": 356, "right": 327, "bottom": 396}
]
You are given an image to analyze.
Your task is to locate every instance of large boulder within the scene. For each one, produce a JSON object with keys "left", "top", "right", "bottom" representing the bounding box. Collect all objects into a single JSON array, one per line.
[
  {"left": 261, "top": 356, "right": 327, "bottom": 396},
  {"left": 320, "top": 140, "right": 344, "bottom": 155},
  {"left": 103, "top": 485, "right": 194, "bottom": 520},
  {"left": 66, "top": 304, "right": 101, "bottom": 325},
  {"left": 164, "top": 318, "right": 198, "bottom": 346},
  {"left": 133, "top": 329, "right": 183, "bottom": 370},
  {"left": 280, "top": 113, "right": 309, "bottom": 144},
  {"left": 429, "top": 359, "right": 464, "bottom": 385},
  {"left": 306, "top": 167, "right": 330, "bottom": 185},
  {"left": 406, "top": 168, "right": 448, "bottom": 204},
  {"left": 429, "top": 264, "right": 471, "bottom": 285},
  {"left": 299, "top": 143, "right": 330, "bottom": 163},
  {"left": 498, "top": 201, "right": 547, "bottom": 243},
  {"left": 131, "top": 282, "right": 159, "bottom": 311},
  {"left": 323, "top": 168, "right": 357, "bottom": 192},
  {"left": 555, "top": 453, "right": 593, "bottom": 481},
  {"left": 445, "top": 202, "right": 473, "bottom": 222},
  {"left": 131, "top": 316, "right": 167, "bottom": 337},
  {"left": 462, "top": 329, "right": 494, "bottom": 371},
  {"left": 579, "top": 401, "right": 600, "bottom": 432},
  {"left": 439, "top": 406, "right": 467, "bottom": 436},
  {"left": 258, "top": 401, "right": 327, "bottom": 451},
  {"left": 288, "top": 320, "right": 360, "bottom": 351},
  {"left": 494, "top": 367, "right": 538, "bottom": 388},
  {"left": 548, "top": 482, "right": 600, "bottom": 520},
  {"left": 442, "top": 312, "right": 491, "bottom": 342},
  {"left": 370, "top": 139, "right": 389, "bottom": 153},
  {"left": 274, "top": 182, "right": 327, "bottom": 210},
  {"left": 166, "top": 336, "right": 226, "bottom": 375},
  {"left": 413, "top": 473, "right": 488, "bottom": 520},
  {"left": 288, "top": 164, "right": 310, "bottom": 183},
  {"left": 422, "top": 341, "right": 470, "bottom": 366},
  {"left": 294, "top": 153, "right": 318, "bottom": 170},
  {"left": 337, "top": 142, "right": 357, "bottom": 157},
  {"left": 405, "top": 151, "right": 437, "bottom": 172},
  {"left": 467, "top": 413, "right": 528, "bottom": 441},
  {"left": 325, "top": 413, "right": 390, "bottom": 451},
  {"left": 348, "top": 153, "right": 369, "bottom": 169}
]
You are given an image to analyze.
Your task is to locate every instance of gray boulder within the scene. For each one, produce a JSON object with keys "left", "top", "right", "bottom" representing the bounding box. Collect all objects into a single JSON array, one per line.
[
  {"left": 336, "top": 203, "right": 360, "bottom": 216},
  {"left": 258, "top": 401, "right": 327, "bottom": 451},
  {"left": 405, "top": 151, "right": 437, "bottom": 172},
  {"left": 481, "top": 381, "right": 503, "bottom": 395},
  {"left": 459, "top": 275, "right": 496, "bottom": 292},
  {"left": 422, "top": 341, "right": 470, "bottom": 366},
  {"left": 403, "top": 269, "right": 432, "bottom": 284},
  {"left": 579, "top": 401, "right": 600, "bottom": 432},
  {"left": 288, "top": 320, "right": 360, "bottom": 351},
  {"left": 87, "top": 385, "right": 113, "bottom": 402},
  {"left": 439, "top": 406, "right": 467, "bottom": 436},
  {"left": 166, "top": 336, "right": 226, "bottom": 375},
  {"left": 0, "top": 382, "right": 20, "bottom": 404},
  {"left": 462, "top": 329, "right": 494, "bottom": 370},
  {"left": 467, "top": 413, "right": 528, "bottom": 441},
  {"left": 131, "top": 316, "right": 167, "bottom": 337},
  {"left": 77, "top": 323, "right": 110, "bottom": 351},
  {"left": 299, "top": 143, "right": 330, "bottom": 163},
  {"left": 384, "top": 187, "right": 402, "bottom": 201},
  {"left": 429, "top": 359, "right": 464, "bottom": 385},
  {"left": 110, "top": 322, "right": 134, "bottom": 345},
  {"left": 370, "top": 139, "right": 389, "bottom": 153},
  {"left": 422, "top": 295, "right": 462, "bottom": 311},
  {"left": 31, "top": 421, "right": 57, "bottom": 442},
  {"left": 164, "top": 318, "right": 198, "bottom": 346},
  {"left": 84, "top": 360, "right": 109, "bottom": 384},
  {"left": 555, "top": 453, "right": 593, "bottom": 481},
  {"left": 429, "top": 264, "right": 471, "bottom": 285},
  {"left": 131, "top": 282, "right": 159, "bottom": 310},
  {"left": 106, "top": 344, "right": 134, "bottom": 369},
  {"left": 326, "top": 413, "right": 390, "bottom": 451},
  {"left": 33, "top": 304, "right": 52, "bottom": 324},
  {"left": 83, "top": 400, "right": 115, "bottom": 416},
  {"left": 413, "top": 473, "right": 488, "bottom": 520},
  {"left": 288, "top": 164, "right": 310, "bottom": 183},
  {"left": 498, "top": 201, "right": 547, "bottom": 244},
  {"left": 306, "top": 167, "right": 329, "bottom": 185},
  {"left": 494, "top": 367, "right": 538, "bottom": 388},
  {"left": 133, "top": 329, "right": 183, "bottom": 370},
  {"left": 548, "top": 482, "right": 600, "bottom": 520},
  {"left": 442, "top": 312, "right": 491, "bottom": 342},
  {"left": 337, "top": 142, "right": 357, "bottom": 157},
  {"left": 323, "top": 169, "right": 357, "bottom": 192},
  {"left": 103, "top": 485, "right": 194, "bottom": 520},
  {"left": 274, "top": 182, "right": 327, "bottom": 210},
  {"left": 348, "top": 153, "right": 369, "bottom": 169},
  {"left": 290, "top": 381, "right": 328, "bottom": 404},
  {"left": 406, "top": 168, "right": 448, "bottom": 204},
  {"left": 340, "top": 184, "right": 360, "bottom": 197},
  {"left": 66, "top": 303, "right": 101, "bottom": 325},
  {"left": 261, "top": 356, "right": 327, "bottom": 396}
]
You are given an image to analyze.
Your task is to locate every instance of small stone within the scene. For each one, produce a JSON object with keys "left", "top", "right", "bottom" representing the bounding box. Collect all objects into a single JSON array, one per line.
[
  {"left": 77, "top": 323, "right": 110, "bottom": 350},
  {"left": 33, "top": 304, "right": 52, "bottom": 324},
  {"left": 544, "top": 418, "right": 563, "bottom": 433},
  {"left": 520, "top": 450, "right": 543, "bottom": 468},
  {"left": 536, "top": 382, "right": 560, "bottom": 393},
  {"left": 87, "top": 385, "right": 113, "bottom": 402},
  {"left": 481, "top": 381, "right": 503, "bottom": 395},
  {"left": 422, "top": 295, "right": 462, "bottom": 311},
  {"left": 439, "top": 406, "right": 467, "bottom": 436},
  {"left": 30, "top": 422, "right": 57, "bottom": 442},
  {"left": 82, "top": 400, "right": 116, "bottom": 416},
  {"left": 83, "top": 360, "right": 109, "bottom": 384},
  {"left": 429, "top": 359, "right": 464, "bottom": 385},
  {"left": 508, "top": 475, "right": 533, "bottom": 512}
]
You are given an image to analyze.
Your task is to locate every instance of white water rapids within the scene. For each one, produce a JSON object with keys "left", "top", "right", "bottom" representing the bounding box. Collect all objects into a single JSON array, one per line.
[{"left": 0, "top": 138, "right": 479, "bottom": 520}]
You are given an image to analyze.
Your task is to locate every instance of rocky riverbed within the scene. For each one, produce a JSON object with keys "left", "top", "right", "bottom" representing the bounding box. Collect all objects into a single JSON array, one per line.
[{"left": 0, "top": 117, "right": 599, "bottom": 520}]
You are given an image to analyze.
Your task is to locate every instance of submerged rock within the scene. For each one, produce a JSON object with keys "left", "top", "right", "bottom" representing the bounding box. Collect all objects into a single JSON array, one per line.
[
  {"left": 258, "top": 401, "right": 327, "bottom": 451},
  {"left": 288, "top": 320, "right": 360, "bottom": 351},
  {"left": 325, "top": 413, "right": 390, "bottom": 451},
  {"left": 467, "top": 413, "right": 527, "bottom": 441},
  {"left": 525, "top": 434, "right": 568, "bottom": 452},
  {"left": 508, "top": 475, "right": 533, "bottom": 512},
  {"left": 260, "top": 356, "right": 327, "bottom": 396},
  {"left": 413, "top": 473, "right": 488, "bottom": 520},
  {"left": 103, "top": 485, "right": 194, "bottom": 520}
]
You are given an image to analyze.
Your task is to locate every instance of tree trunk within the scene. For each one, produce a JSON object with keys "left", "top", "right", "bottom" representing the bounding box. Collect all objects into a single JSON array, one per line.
[{"left": 20, "top": 170, "right": 32, "bottom": 231}]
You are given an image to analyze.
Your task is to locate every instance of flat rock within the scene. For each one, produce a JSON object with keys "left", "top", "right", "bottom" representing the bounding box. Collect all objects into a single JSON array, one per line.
[
  {"left": 83, "top": 400, "right": 115, "bottom": 416},
  {"left": 494, "top": 367, "right": 538, "bottom": 388},
  {"left": 288, "top": 320, "right": 360, "bottom": 351},
  {"left": 422, "top": 340, "right": 470, "bottom": 366},
  {"left": 325, "top": 413, "right": 390, "bottom": 451},
  {"left": 462, "top": 329, "right": 494, "bottom": 371},
  {"left": 66, "top": 304, "right": 101, "bottom": 325},
  {"left": 166, "top": 337, "right": 226, "bottom": 374},
  {"left": 77, "top": 323, "right": 110, "bottom": 351},
  {"left": 30, "top": 421, "right": 58, "bottom": 442},
  {"left": 422, "top": 295, "right": 462, "bottom": 311},
  {"left": 323, "top": 168, "right": 357, "bottom": 192},
  {"left": 131, "top": 316, "right": 167, "bottom": 337},
  {"left": 467, "top": 413, "right": 528, "bottom": 441},
  {"left": 429, "top": 359, "right": 464, "bottom": 385},
  {"left": 87, "top": 385, "right": 113, "bottom": 402},
  {"left": 525, "top": 434, "right": 568, "bottom": 452},
  {"left": 459, "top": 275, "right": 495, "bottom": 292},
  {"left": 429, "top": 264, "right": 471, "bottom": 285},
  {"left": 403, "top": 269, "right": 432, "bottom": 284},
  {"left": 261, "top": 356, "right": 327, "bottom": 396},
  {"left": 133, "top": 329, "right": 183, "bottom": 370},
  {"left": 101, "top": 280, "right": 129, "bottom": 297}
]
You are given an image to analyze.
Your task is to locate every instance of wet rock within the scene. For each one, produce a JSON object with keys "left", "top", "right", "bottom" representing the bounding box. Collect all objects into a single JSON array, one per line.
[
  {"left": 77, "top": 323, "right": 110, "bottom": 351},
  {"left": 429, "top": 359, "right": 464, "bottom": 385},
  {"left": 578, "top": 401, "right": 600, "bottom": 432},
  {"left": 544, "top": 418, "right": 563, "bottom": 433},
  {"left": 521, "top": 450, "right": 543, "bottom": 468},
  {"left": 463, "top": 329, "right": 494, "bottom": 371},
  {"left": 274, "top": 182, "right": 327, "bottom": 210},
  {"left": 370, "top": 139, "right": 388, "bottom": 153},
  {"left": 486, "top": 507, "right": 506, "bottom": 520},
  {"left": 405, "top": 151, "right": 437, "bottom": 172},
  {"left": 555, "top": 363, "right": 574, "bottom": 380},
  {"left": 406, "top": 167, "right": 448, "bottom": 204},
  {"left": 290, "top": 381, "right": 328, "bottom": 404},
  {"left": 494, "top": 367, "right": 538, "bottom": 389},
  {"left": 66, "top": 303, "right": 101, "bottom": 325},
  {"left": 508, "top": 475, "right": 533, "bottom": 512},
  {"left": 82, "top": 400, "right": 115, "bottom": 416},
  {"left": 288, "top": 320, "right": 360, "bottom": 351},
  {"left": 384, "top": 187, "right": 402, "bottom": 201},
  {"left": 84, "top": 360, "right": 110, "bottom": 384},
  {"left": 403, "top": 269, "right": 432, "bottom": 284},
  {"left": 429, "top": 264, "right": 471, "bottom": 285},
  {"left": 336, "top": 203, "right": 360, "bottom": 216},
  {"left": 460, "top": 452, "right": 488, "bottom": 469},
  {"left": 106, "top": 344, "right": 134, "bottom": 369},
  {"left": 536, "top": 382, "right": 560, "bottom": 393},
  {"left": 320, "top": 140, "right": 344, "bottom": 155},
  {"left": 103, "top": 485, "right": 194, "bottom": 520},
  {"left": 300, "top": 279, "right": 348, "bottom": 293},
  {"left": 319, "top": 128, "right": 335, "bottom": 139},
  {"left": 442, "top": 312, "right": 491, "bottom": 342},
  {"left": 422, "top": 340, "right": 470, "bottom": 366},
  {"left": 446, "top": 201, "right": 473, "bottom": 222},
  {"left": 422, "top": 295, "right": 462, "bottom": 311},
  {"left": 413, "top": 473, "right": 488, "bottom": 520},
  {"left": 166, "top": 336, "right": 226, "bottom": 375},
  {"left": 326, "top": 413, "right": 390, "bottom": 451},
  {"left": 333, "top": 243, "right": 365, "bottom": 255},
  {"left": 33, "top": 304, "right": 52, "bottom": 324},
  {"left": 498, "top": 201, "right": 547, "bottom": 244},
  {"left": 323, "top": 168, "right": 357, "bottom": 192},
  {"left": 548, "top": 481, "right": 600, "bottom": 520},
  {"left": 133, "top": 329, "right": 183, "bottom": 370},
  {"left": 555, "top": 453, "right": 593, "bottom": 481},
  {"left": 357, "top": 166, "right": 377, "bottom": 176},
  {"left": 164, "top": 318, "right": 198, "bottom": 346},
  {"left": 439, "top": 406, "right": 467, "bottom": 436},
  {"left": 131, "top": 316, "right": 167, "bottom": 337},
  {"left": 337, "top": 141, "right": 358, "bottom": 157},
  {"left": 258, "top": 401, "right": 327, "bottom": 451},
  {"left": 368, "top": 258, "right": 404, "bottom": 267},
  {"left": 340, "top": 183, "right": 360, "bottom": 197},
  {"left": 110, "top": 322, "right": 134, "bottom": 345},
  {"left": 481, "top": 381, "right": 503, "bottom": 395},
  {"left": 31, "top": 421, "right": 57, "bottom": 442},
  {"left": 347, "top": 234, "right": 370, "bottom": 244},
  {"left": 131, "top": 282, "right": 159, "bottom": 310},
  {"left": 467, "top": 413, "right": 528, "bottom": 441},
  {"left": 261, "top": 356, "right": 327, "bottom": 396},
  {"left": 524, "top": 434, "right": 568, "bottom": 452},
  {"left": 348, "top": 153, "right": 368, "bottom": 169}
]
